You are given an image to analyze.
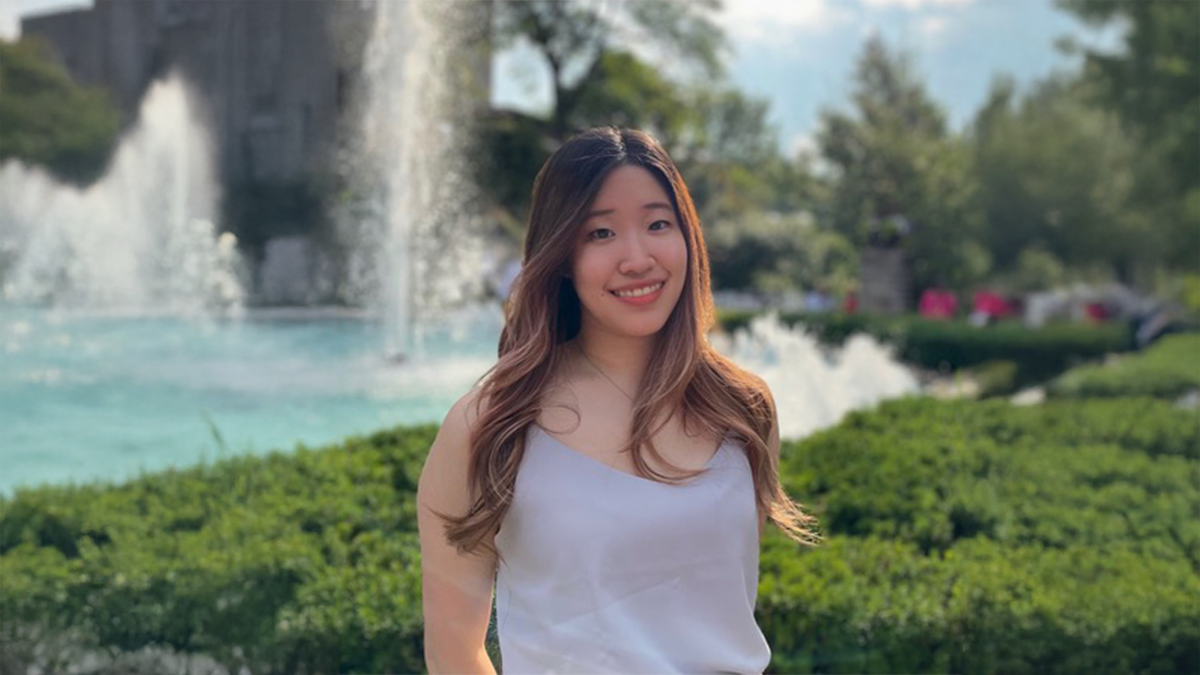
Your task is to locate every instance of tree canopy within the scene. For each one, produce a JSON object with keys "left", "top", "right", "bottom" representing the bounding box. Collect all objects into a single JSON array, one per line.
[
  {"left": 1056, "top": 0, "right": 1200, "bottom": 271},
  {"left": 0, "top": 36, "right": 121, "bottom": 185},
  {"left": 492, "top": 0, "right": 724, "bottom": 139},
  {"left": 971, "top": 75, "right": 1167, "bottom": 283},
  {"left": 818, "top": 36, "right": 987, "bottom": 297}
]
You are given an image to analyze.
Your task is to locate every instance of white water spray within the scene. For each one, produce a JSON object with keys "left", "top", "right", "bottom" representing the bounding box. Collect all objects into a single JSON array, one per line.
[
  {"left": 0, "top": 74, "right": 244, "bottom": 315},
  {"left": 717, "top": 314, "right": 921, "bottom": 439},
  {"left": 343, "top": 0, "right": 487, "bottom": 359}
]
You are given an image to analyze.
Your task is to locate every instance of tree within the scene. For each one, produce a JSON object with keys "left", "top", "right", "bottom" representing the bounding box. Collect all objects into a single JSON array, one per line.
[
  {"left": 971, "top": 75, "right": 1168, "bottom": 284},
  {"left": 671, "top": 86, "right": 811, "bottom": 221},
  {"left": 818, "top": 36, "right": 987, "bottom": 299},
  {"left": 0, "top": 36, "right": 120, "bottom": 185},
  {"left": 569, "top": 50, "right": 689, "bottom": 144},
  {"left": 1056, "top": 0, "right": 1200, "bottom": 270},
  {"left": 493, "top": 0, "right": 724, "bottom": 139},
  {"left": 706, "top": 210, "right": 856, "bottom": 297}
]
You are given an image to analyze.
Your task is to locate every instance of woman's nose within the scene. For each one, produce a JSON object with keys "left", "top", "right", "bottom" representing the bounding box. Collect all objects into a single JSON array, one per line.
[{"left": 618, "top": 234, "right": 655, "bottom": 275}]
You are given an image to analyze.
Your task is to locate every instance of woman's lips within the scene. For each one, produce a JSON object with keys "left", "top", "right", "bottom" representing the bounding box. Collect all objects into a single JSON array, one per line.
[{"left": 610, "top": 281, "right": 665, "bottom": 305}]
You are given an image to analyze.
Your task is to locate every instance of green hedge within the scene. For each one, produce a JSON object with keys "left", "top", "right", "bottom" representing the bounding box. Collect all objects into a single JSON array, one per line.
[
  {"left": 716, "top": 310, "right": 1131, "bottom": 389},
  {"left": 759, "top": 395, "right": 1200, "bottom": 673},
  {"left": 758, "top": 535, "right": 1199, "bottom": 674},
  {"left": 0, "top": 426, "right": 436, "bottom": 674},
  {"left": 1048, "top": 333, "right": 1200, "bottom": 399},
  {"left": 2, "top": 397, "right": 1197, "bottom": 673}
]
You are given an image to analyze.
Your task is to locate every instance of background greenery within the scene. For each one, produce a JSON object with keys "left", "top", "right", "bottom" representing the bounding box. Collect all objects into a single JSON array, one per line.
[{"left": 0, "top": 37, "right": 120, "bottom": 186}]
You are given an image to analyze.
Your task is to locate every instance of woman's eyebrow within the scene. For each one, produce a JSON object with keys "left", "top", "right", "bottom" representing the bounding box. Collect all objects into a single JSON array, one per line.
[{"left": 585, "top": 202, "right": 673, "bottom": 219}]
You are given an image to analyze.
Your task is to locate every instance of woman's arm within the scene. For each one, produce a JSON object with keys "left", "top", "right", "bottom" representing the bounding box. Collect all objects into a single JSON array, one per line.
[{"left": 417, "top": 390, "right": 499, "bottom": 674}]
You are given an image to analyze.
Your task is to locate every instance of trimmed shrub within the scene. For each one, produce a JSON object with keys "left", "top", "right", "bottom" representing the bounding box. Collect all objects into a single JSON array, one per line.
[
  {"left": 763, "top": 395, "right": 1200, "bottom": 672},
  {"left": 1048, "top": 333, "right": 1200, "bottom": 399},
  {"left": 0, "top": 425, "right": 438, "bottom": 674}
]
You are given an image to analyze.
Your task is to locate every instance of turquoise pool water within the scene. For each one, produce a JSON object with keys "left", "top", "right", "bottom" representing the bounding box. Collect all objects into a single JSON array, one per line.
[
  {"left": 0, "top": 306, "right": 500, "bottom": 496},
  {"left": 1, "top": 305, "right": 923, "bottom": 497}
]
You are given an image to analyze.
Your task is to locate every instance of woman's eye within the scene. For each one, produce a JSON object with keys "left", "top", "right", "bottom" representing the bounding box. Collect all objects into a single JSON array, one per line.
[
  {"left": 649, "top": 220, "right": 672, "bottom": 231},
  {"left": 588, "top": 228, "right": 614, "bottom": 240}
]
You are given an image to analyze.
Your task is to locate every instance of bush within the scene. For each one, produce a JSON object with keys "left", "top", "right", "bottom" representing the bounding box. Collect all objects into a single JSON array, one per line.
[
  {"left": 1048, "top": 333, "right": 1200, "bottom": 399},
  {"left": 715, "top": 310, "right": 1130, "bottom": 387},
  {"left": 0, "top": 425, "right": 438, "bottom": 674},
  {"left": 758, "top": 535, "right": 1200, "bottom": 674},
  {"left": 761, "top": 395, "right": 1200, "bottom": 672}
]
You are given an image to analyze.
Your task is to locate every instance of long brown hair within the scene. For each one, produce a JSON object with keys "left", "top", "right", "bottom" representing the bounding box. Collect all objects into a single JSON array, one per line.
[{"left": 440, "top": 127, "right": 819, "bottom": 561}]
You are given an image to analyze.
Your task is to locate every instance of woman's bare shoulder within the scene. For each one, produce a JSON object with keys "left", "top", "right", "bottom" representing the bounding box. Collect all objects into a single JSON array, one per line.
[
  {"left": 441, "top": 386, "right": 490, "bottom": 438},
  {"left": 421, "top": 388, "right": 494, "bottom": 484}
]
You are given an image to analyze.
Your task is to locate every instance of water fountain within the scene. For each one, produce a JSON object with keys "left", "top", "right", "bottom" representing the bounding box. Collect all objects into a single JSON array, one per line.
[
  {"left": 717, "top": 314, "right": 920, "bottom": 439},
  {"left": 0, "top": 74, "right": 244, "bottom": 315},
  {"left": 0, "top": 1, "right": 920, "bottom": 498},
  {"left": 341, "top": 0, "right": 487, "bottom": 360}
]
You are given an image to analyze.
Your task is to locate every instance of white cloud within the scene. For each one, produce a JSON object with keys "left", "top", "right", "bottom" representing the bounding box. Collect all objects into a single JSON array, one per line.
[
  {"left": 1, "top": 0, "right": 93, "bottom": 40},
  {"left": 0, "top": 16, "right": 18, "bottom": 41},
  {"left": 919, "top": 15, "right": 951, "bottom": 40},
  {"left": 0, "top": 0, "right": 21, "bottom": 40},
  {"left": 787, "top": 131, "right": 818, "bottom": 158},
  {"left": 720, "top": 0, "right": 854, "bottom": 42},
  {"left": 860, "top": 0, "right": 974, "bottom": 9}
]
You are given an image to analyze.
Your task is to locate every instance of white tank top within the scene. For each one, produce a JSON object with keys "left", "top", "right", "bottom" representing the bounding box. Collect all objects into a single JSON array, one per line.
[{"left": 494, "top": 425, "right": 771, "bottom": 673}]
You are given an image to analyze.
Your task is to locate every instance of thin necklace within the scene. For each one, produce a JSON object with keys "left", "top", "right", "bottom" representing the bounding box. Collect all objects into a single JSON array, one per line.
[{"left": 577, "top": 345, "right": 636, "bottom": 402}]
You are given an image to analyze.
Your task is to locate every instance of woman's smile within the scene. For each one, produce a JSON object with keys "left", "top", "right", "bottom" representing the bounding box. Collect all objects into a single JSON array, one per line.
[{"left": 611, "top": 280, "right": 666, "bottom": 304}]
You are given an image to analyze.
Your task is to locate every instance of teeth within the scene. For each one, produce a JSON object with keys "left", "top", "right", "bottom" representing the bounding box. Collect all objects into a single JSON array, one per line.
[{"left": 613, "top": 282, "right": 664, "bottom": 298}]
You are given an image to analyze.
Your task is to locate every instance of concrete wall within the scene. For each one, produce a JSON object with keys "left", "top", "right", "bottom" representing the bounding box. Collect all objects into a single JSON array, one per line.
[
  {"left": 22, "top": 0, "right": 374, "bottom": 185},
  {"left": 860, "top": 247, "right": 911, "bottom": 315}
]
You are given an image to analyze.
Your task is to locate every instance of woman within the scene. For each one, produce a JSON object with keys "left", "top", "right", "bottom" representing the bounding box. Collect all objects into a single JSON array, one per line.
[{"left": 418, "top": 127, "right": 819, "bottom": 673}]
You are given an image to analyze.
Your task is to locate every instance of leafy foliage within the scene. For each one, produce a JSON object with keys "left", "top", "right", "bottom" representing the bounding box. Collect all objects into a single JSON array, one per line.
[
  {"left": 0, "top": 36, "right": 121, "bottom": 185},
  {"left": 717, "top": 310, "right": 1131, "bottom": 387},
  {"left": 818, "top": 36, "right": 987, "bottom": 298},
  {"left": 0, "top": 426, "right": 437, "bottom": 673},
  {"left": 971, "top": 76, "right": 1172, "bottom": 282},
  {"left": 706, "top": 211, "right": 856, "bottom": 297},
  {"left": 1055, "top": 0, "right": 1200, "bottom": 271},
  {"left": 1048, "top": 333, "right": 1200, "bottom": 399},
  {"left": 491, "top": 0, "right": 723, "bottom": 138},
  {"left": 761, "top": 395, "right": 1200, "bottom": 672}
]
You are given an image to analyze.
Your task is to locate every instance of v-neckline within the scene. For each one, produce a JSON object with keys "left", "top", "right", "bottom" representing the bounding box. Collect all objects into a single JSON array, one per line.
[{"left": 531, "top": 424, "right": 727, "bottom": 487}]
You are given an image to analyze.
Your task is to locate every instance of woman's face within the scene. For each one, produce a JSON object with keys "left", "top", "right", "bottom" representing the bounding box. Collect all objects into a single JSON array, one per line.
[{"left": 568, "top": 164, "right": 688, "bottom": 341}]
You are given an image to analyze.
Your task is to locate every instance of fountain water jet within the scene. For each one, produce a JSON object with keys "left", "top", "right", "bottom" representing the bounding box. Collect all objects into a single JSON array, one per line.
[
  {"left": 715, "top": 314, "right": 921, "bottom": 439},
  {"left": 0, "top": 73, "right": 244, "bottom": 316},
  {"left": 340, "top": 0, "right": 487, "bottom": 360}
]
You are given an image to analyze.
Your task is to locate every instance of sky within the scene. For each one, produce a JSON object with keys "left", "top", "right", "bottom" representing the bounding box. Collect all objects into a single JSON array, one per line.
[{"left": 4, "top": 0, "right": 1122, "bottom": 156}]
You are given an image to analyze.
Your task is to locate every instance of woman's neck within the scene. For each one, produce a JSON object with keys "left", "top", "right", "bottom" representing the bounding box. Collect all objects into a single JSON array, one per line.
[{"left": 573, "top": 327, "right": 656, "bottom": 394}]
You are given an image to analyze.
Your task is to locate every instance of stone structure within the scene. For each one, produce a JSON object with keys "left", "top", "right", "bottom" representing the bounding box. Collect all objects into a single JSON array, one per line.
[
  {"left": 859, "top": 246, "right": 910, "bottom": 314},
  {"left": 21, "top": 0, "right": 491, "bottom": 305},
  {"left": 22, "top": 0, "right": 374, "bottom": 185}
]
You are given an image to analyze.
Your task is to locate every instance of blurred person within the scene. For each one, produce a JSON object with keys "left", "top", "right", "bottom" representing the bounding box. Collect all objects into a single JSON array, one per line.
[
  {"left": 969, "top": 289, "right": 1015, "bottom": 327},
  {"left": 842, "top": 288, "right": 858, "bottom": 314},
  {"left": 804, "top": 284, "right": 835, "bottom": 313},
  {"left": 417, "top": 127, "right": 818, "bottom": 673},
  {"left": 919, "top": 287, "right": 957, "bottom": 320}
]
